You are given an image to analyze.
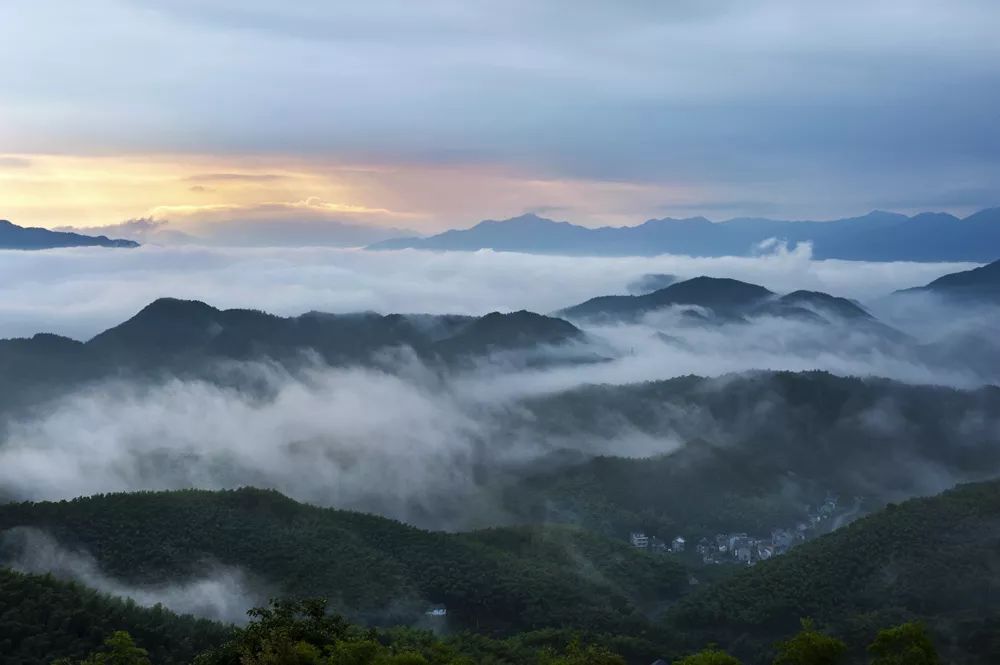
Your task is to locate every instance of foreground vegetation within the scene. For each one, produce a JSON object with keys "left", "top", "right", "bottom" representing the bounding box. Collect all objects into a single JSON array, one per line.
[
  {"left": 51, "top": 600, "right": 943, "bottom": 665},
  {"left": 7, "top": 479, "right": 1000, "bottom": 663},
  {"left": 0, "top": 488, "right": 685, "bottom": 636},
  {"left": 663, "top": 479, "right": 1000, "bottom": 663},
  {"left": 0, "top": 568, "right": 228, "bottom": 665}
]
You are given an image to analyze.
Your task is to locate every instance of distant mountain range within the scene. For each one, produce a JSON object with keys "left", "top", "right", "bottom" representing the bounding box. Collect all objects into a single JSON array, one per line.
[
  {"left": 368, "top": 208, "right": 1000, "bottom": 261},
  {"left": 0, "top": 220, "right": 138, "bottom": 250}
]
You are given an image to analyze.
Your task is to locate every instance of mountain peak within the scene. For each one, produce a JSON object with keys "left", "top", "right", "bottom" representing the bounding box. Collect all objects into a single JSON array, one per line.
[
  {"left": 779, "top": 290, "right": 872, "bottom": 320},
  {"left": 480, "top": 213, "right": 567, "bottom": 227},
  {"left": 511, "top": 213, "right": 547, "bottom": 222},
  {"left": 558, "top": 276, "right": 775, "bottom": 322},
  {"left": 87, "top": 298, "right": 222, "bottom": 350},
  {"left": 640, "top": 216, "right": 713, "bottom": 226},
  {"left": 437, "top": 310, "right": 582, "bottom": 356},
  {"left": 649, "top": 276, "right": 774, "bottom": 305},
  {"left": 134, "top": 297, "right": 220, "bottom": 321}
]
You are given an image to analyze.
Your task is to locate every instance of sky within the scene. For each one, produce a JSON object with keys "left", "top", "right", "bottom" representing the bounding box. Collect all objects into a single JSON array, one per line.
[{"left": 1, "top": 1, "right": 999, "bottom": 238}]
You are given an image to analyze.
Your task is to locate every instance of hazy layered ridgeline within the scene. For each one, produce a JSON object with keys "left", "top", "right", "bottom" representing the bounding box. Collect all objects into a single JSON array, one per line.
[{"left": 368, "top": 209, "right": 1000, "bottom": 262}]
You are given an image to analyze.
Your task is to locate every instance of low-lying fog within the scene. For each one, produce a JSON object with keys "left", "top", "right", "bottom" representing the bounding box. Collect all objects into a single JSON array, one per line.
[
  {"left": 0, "top": 242, "right": 976, "bottom": 339},
  {"left": 0, "top": 245, "right": 997, "bottom": 514},
  {"left": 1, "top": 526, "right": 259, "bottom": 624}
]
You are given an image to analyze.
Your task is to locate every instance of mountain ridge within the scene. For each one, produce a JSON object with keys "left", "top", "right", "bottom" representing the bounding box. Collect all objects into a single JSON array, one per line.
[
  {"left": 0, "top": 297, "right": 586, "bottom": 412},
  {"left": 0, "top": 219, "right": 139, "bottom": 250},
  {"left": 896, "top": 258, "right": 1000, "bottom": 300},
  {"left": 367, "top": 208, "right": 1000, "bottom": 261}
]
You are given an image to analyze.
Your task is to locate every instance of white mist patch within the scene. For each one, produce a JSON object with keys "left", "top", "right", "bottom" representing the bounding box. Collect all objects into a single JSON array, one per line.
[
  {"left": 0, "top": 526, "right": 258, "bottom": 624},
  {"left": 0, "top": 364, "right": 495, "bottom": 527},
  {"left": 458, "top": 314, "right": 994, "bottom": 405},
  {"left": 0, "top": 244, "right": 976, "bottom": 339}
]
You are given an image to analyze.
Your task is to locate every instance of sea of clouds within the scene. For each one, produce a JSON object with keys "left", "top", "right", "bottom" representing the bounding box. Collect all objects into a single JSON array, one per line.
[{"left": 0, "top": 242, "right": 977, "bottom": 340}]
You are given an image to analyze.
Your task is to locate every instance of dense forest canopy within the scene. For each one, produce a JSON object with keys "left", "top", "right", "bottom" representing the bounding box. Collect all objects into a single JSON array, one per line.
[
  {"left": 4, "top": 480, "right": 1000, "bottom": 664},
  {"left": 0, "top": 488, "right": 686, "bottom": 634}
]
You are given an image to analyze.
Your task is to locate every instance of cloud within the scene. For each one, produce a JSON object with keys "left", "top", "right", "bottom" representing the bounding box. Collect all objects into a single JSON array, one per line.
[
  {"left": 54, "top": 217, "right": 198, "bottom": 244},
  {"left": 185, "top": 173, "right": 287, "bottom": 183},
  {"left": 0, "top": 156, "right": 31, "bottom": 168},
  {"left": 0, "top": 2, "right": 998, "bottom": 218},
  {"left": 148, "top": 197, "right": 411, "bottom": 222},
  {"left": 54, "top": 205, "right": 420, "bottom": 248},
  {"left": 0, "top": 245, "right": 979, "bottom": 341}
]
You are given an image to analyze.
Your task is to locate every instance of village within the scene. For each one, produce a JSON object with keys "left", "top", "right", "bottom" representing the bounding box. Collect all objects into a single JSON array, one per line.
[{"left": 628, "top": 495, "right": 851, "bottom": 566}]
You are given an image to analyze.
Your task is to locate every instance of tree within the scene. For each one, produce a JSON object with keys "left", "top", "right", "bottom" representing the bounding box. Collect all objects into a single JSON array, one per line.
[
  {"left": 868, "top": 622, "right": 940, "bottom": 665},
  {"left": 538, "top": 640, "right": 626, "bottom": 665},
  {"left": 673, "top": 647, "right": 742, "bottom": 665},
  {"left": 773, "top": 619, "right": 846, "bottom": 665},
  {"left": 58, "top": 631, "right": 152, "bottom": 665},
  {"left": 192, "top": 599, "right": 469, "bottom": 665}
]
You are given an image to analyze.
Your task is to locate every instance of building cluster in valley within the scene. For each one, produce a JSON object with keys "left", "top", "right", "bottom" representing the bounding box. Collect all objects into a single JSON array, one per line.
[{"left": 629, "top": 495, "right": 847, "bottom": 566}]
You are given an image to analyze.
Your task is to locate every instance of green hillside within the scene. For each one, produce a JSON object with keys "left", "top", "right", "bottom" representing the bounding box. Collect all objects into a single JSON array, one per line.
[
  {"left": 665, "top": 479, "right": 1000, "bottom": 664},
  {"left": 507, "top": 372, "right": 1000, "bottom": 538},
  {"left": 0, "top": 568, "right": 228, "bottom": 665},
  {"left": 6, "top": 481, "right": 1000, "bottom": 664},
  {"left": 0, "top": 488, "right": 686, "bottom": 636}
]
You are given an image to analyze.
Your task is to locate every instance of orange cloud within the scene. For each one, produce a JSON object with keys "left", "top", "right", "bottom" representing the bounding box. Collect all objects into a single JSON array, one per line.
[{"left": 0, "top": 153, "right": 702, "bottom": 233}]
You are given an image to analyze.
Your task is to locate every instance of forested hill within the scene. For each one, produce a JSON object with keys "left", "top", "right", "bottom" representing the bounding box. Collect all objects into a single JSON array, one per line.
[
  {"left": 0, "top": 568, "right": 228, "bottom": 665},
  {"left": 6, "top": 482, "right": 1000, "bottom": 664},
  {"left": 665, "top": 479, "right": 1000, "bottom": 664},
  {"left": 0, "top": 571, "right": 636, "bottom": 665},
  {"left": 0, "top": 488, "right": 686, "bottom": 635},
  {"left": 0, "top": 298, "right": 587, "bottom": 413},
  {"left": 507, "top": 371, "right": 1000, "bottom": 537}
]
